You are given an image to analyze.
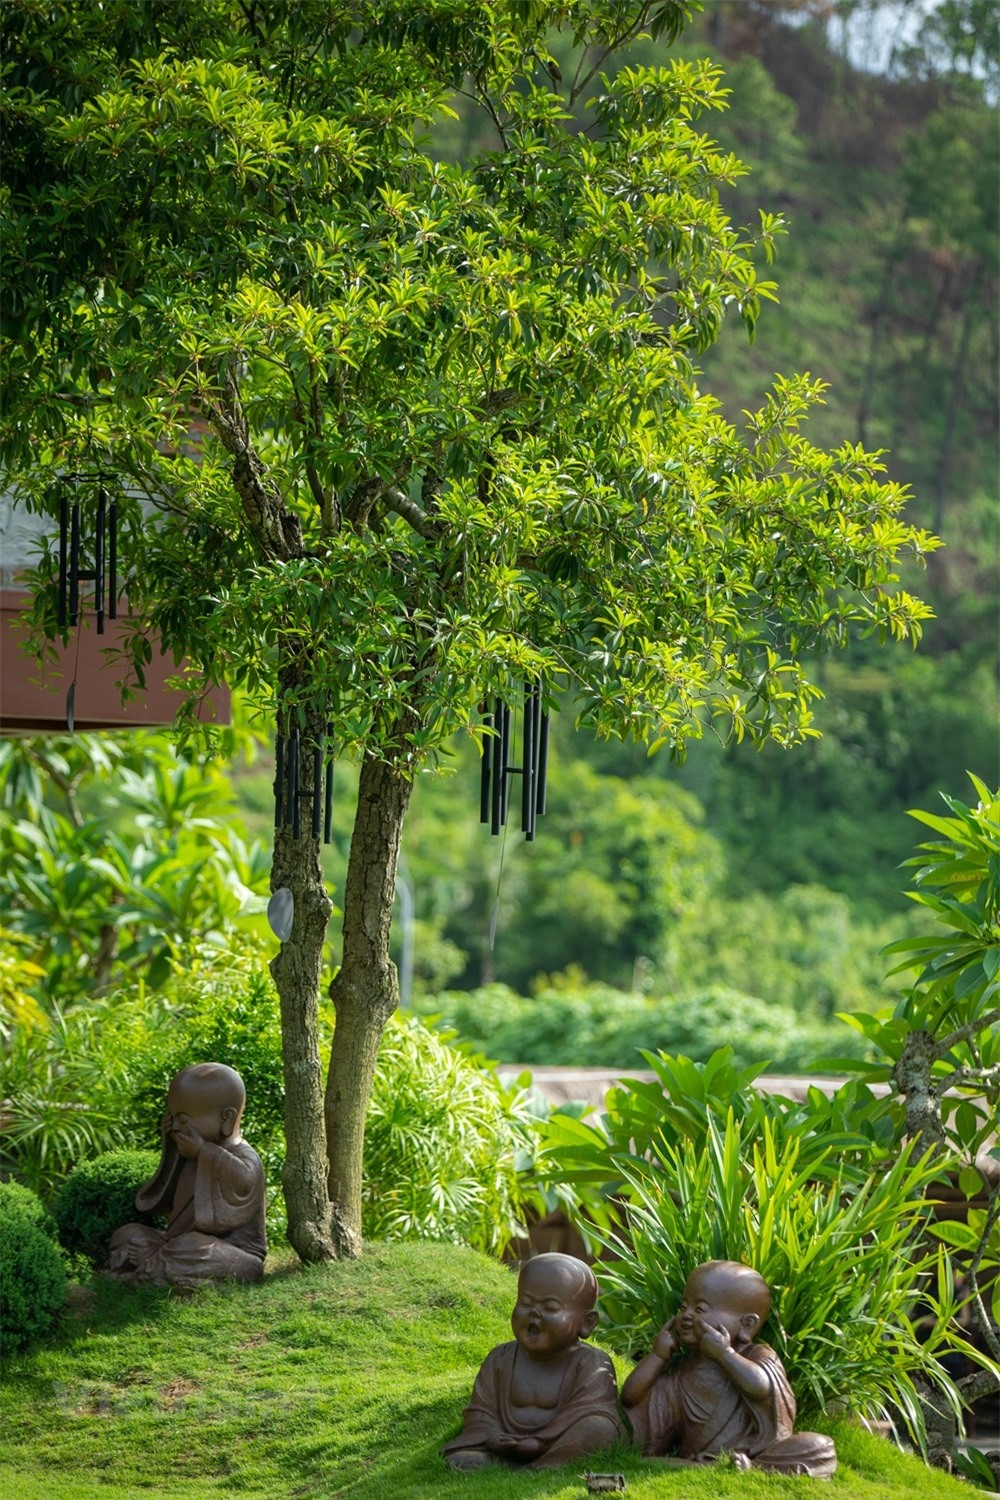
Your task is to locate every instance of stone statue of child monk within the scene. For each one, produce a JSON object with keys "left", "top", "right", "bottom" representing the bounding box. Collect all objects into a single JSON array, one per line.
[
  {"left": 108, "top": 1063, "right": 266, "bottom": 1290},
  {"left": 443, "top": 1251, "right": 624, "bottom": 1471},
  {"left": 621, "top": 1260, "right": 837, "bottom": 1478}
]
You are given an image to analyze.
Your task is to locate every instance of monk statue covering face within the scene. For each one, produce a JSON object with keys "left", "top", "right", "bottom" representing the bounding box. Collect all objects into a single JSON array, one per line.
[
  {"left": 621, "top": 1260, "right": 837, "bottom": 1478},
  {"left": 443, "top": 1252, "right": 624, "bottom": 1472},
  {"left": 107, "top": 1063, "right": 267, "bottom": 1290}
]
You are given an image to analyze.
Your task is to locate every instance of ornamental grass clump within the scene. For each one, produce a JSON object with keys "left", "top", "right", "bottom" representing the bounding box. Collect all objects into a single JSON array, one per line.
[{"left": 595, "top": 1111, "right": 976, "bottom": 1450}]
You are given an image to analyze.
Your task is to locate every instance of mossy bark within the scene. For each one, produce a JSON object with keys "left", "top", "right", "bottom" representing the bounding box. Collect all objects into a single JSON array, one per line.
[
  {"left": 269, "top": 687, "right": 336, "bottom": 1264},
  {"left": 325, "top": 746, "right": 414, "bottom": 1258}
]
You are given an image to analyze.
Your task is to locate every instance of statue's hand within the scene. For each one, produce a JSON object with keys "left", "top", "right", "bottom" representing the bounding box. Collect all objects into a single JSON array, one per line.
[
  {"left": 172, "top": 1122, "right": 205, "bottom": 1159},
  {"left": 696, "top": 1320, "right": 732, "bottom": 1360},
  {"left": 652, "top": 1318, "right": 678, "bottom": 1360},
  {"left": 514, "top": 1436, "right": 545, "bottom": 1460}
]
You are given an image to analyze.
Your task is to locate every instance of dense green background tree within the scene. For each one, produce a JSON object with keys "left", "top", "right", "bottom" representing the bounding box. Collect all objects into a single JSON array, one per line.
[{"left": 1, "top": 0, "right": 939, "bottom": 1260}]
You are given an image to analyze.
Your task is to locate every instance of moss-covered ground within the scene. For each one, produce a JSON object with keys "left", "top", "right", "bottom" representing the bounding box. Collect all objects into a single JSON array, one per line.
[{"left": 0, "top": 1243, "right": 976, "bottom": 1500}]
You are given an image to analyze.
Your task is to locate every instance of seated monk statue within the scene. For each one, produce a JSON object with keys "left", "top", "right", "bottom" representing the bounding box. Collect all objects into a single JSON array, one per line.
[
  {"left": 108, "top": 1063, "right": 266, "bottom": 1290},
  {"left": 621, "top": 1260, "right": 837, "bottom": 1479},
  {"left": 443, "top": 1251, "right": 624, "bottom": 1471}
]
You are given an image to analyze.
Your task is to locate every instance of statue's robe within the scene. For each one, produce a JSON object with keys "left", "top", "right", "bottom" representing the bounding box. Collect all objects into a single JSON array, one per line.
[
  {"left": 108, "top": 1138, "right": 266, "bottom": 1287},
  {"left": 442, "top": 1341, "right": 623, "bottom": 1469},
  {"left": 627, "top": 1345, "right": 837, "bottom": 1478}
]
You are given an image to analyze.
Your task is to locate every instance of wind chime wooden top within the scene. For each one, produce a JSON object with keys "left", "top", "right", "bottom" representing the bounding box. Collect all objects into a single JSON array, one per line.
[{"left": 481, "top": 683, "right": 549, "bottom": 841}]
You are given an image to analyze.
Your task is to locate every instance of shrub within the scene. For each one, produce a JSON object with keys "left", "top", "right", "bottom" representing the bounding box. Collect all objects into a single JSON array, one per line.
[
  {"left": 0, "top": 1180, "right": 58, "bottom": 1241},
  {"left": 0, "top": 998, "right": 136, "bottom": 1196},
  {"left": 53, "top": 1149, "right": 161, "bottom": 1266},
  {"left": 411, "top": 981, "right": 870, "bottom": 1072},
  {"left": 525, "top": 1047, "right": 897, "bottom": 1244},
  {"left": 364, "top": 1014, "right": 533, "bottom": 1256},
  {"left": 0, "top": 1214, "right": 67, "bottom": 1352}
]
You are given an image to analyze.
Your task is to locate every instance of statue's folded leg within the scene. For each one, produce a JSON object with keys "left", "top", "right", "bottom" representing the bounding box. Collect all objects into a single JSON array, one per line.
[
  {"left": 443, "top": 1448, "right": 493, "bottom": 1471},
  {"left": 158, "top": 1231, "right": 264, "bottom": 1286},
  {"left": 107, "top": 1224, "right": 166, "bottom": 1276},
  {"left": 528, "top": 1413, "right": 622, "bottom": 1470},
  {"left": 753, "top": 1434, "right": 838, "bottom": 1478}
]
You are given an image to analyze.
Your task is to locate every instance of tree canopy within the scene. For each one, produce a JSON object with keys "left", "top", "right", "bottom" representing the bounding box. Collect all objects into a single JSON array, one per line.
[{"left": 0, "top": 0, "right": 939, "bottom": 1257}]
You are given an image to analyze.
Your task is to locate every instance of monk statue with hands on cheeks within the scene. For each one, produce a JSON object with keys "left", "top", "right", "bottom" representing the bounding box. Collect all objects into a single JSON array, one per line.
[
  {"left": 622, "top": 1260, "right": 837, "bottom": 1478},
  {"left": 443, "top": 1251, "right": 624, "bottom": 1471},
  {"left": 108, "top": 1062, "right": 267, "bottom": 1291}
]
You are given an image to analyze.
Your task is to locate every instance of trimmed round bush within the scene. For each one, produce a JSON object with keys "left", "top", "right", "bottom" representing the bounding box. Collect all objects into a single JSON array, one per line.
[
  {"left": 0, "top": 1180, "right": 58, "bottom": 1242},
  {"left": 0, "top": 1215, "right": 67, "bottom": 1352},
  {"left": 53, "top": 1149, "right": 162, "bottom": 1266}
]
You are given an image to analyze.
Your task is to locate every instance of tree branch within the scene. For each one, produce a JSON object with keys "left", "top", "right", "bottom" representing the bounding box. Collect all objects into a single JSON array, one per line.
[
  {"left": 569, "top": 6, "right": 655, "bottom": 106},
  {"left": 964, "top": 1185, "right": 1000, "bottom": 1364},
  {"left": 935, "top": 1061, "right": 1000, "bottom": 1096},
  {"left": 384, "top": 487, "right": 444, "bottom": 542},
  {"left": 937, "top": 1008, "right": 1000, "bottom": 1058},
  {"left": 958, "top": 1365, "right": 1000, "bottom": 1406},
  {"left": 208, "top": 367, "right": 303, "bottom": 560}
]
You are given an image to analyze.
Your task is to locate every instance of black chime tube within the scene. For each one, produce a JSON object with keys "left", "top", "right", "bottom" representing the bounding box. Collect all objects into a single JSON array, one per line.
[
  {"left": 95, "top": 489, "right": 106, "bottom": 634},
  {"left": 490, "top": 700, "right": 503, "bottom": 835},
  {"left": 69, "top": 501, "right": 81, "bottom": 625},
  {"left": 58, "top": 494, "right": 68, "bottom": 628},
  {"left": 530, "top": 684, "right": 543, "bottom": 836},
  {"left": 290, "top": 729, "right": 301, "bottom": 839},
  {"left": 274, "top": 737, "right": 285, "bottom": 828},
  {"left": 499, "top": 702, "right": 512, "bottom": 826},
  {"left": 522, "top": 684, "right": 537, "bottom": 839},
  {"left": 480, "top": 705, "right": 493, "bottom": 824},
  {"left": 323, "top": 731, "right": 334, "bottom": 844},
  {"left": 108, "top": 499, "right": 118, "bottom": 620},
  {"left": 311, "top": 743, "right": 322, "bottom": 839},
  {"left": 536, "top": 711, "right": 549, "bottom": 816}
]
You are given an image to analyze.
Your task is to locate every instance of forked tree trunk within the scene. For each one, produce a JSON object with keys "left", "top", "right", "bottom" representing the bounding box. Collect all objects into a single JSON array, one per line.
[
  {"left": 325, "top": 745, "right": 414, "bottom": 1257},
  {"left": 211, "top": 382, "right": 336, "bottom": 1261},
  {"left": 270, "top": 686, "right": 336, "bottom": 1263}
]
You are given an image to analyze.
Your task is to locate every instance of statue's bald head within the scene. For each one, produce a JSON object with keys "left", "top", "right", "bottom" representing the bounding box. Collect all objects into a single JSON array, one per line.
[
  {"left": 167, "top": 1063, "right": 246, "bottom": 1142},
  {"left": 171, "top": 1062, "right": 245, "bottom": 1110},
  {"left": 519, "top": 1252, "right": 599, "bottom": 1312}
]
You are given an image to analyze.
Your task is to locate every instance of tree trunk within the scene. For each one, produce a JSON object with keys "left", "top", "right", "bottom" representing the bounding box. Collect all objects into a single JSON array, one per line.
[
  {"left": 270, "top": 682, "right": 336, "bottom": 1263},
  {"left": 325, "top": 743, "right": 414, "bottom": 1257}
]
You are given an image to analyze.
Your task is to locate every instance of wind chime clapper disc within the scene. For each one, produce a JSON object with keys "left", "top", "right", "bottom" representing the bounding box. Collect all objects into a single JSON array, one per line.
[
  {"left": 479, "top": 690, "right": 549, "bottom": 840},
  {"left": 273, "top": 727, "right": 335, "bottom": 845},
  {"left": 57, "top": 482, "right": 120, "bottom": 633}
]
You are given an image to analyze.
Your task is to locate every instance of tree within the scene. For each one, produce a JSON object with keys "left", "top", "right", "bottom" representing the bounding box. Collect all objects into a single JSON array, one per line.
[{"left": 0, "top": 0, "right": 938, "bottom": 1259}]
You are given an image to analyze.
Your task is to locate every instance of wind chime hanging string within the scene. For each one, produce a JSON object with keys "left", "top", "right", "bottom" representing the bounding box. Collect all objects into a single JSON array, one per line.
[
  {"left": 480, "top": 683, "right": 549, "bottom": 841},
  {"left": 274, "top": 724, "right": 335, "bottom": 843},
  {"left": 57, "top": 476, "right": 120, "bottom": 730}
]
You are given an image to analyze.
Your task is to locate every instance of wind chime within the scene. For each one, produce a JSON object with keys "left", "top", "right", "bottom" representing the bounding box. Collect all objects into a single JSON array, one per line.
[
  {"left": 480, "top": 682, "right": 549, "bottom": 841},
  {"left": 273, "top": 725, "right": 335, "bottom": 843},
  {"left": 57, "top": 479, "right": 119, "bottom": 634},
  {"left": 56, "top": 476, "right": 121, "bottom": 730}
]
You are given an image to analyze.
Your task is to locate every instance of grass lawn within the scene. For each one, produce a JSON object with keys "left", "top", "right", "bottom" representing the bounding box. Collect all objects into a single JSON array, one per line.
[{"left": 0, "top": 1242, "right": 976, "bottom": 1500}]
